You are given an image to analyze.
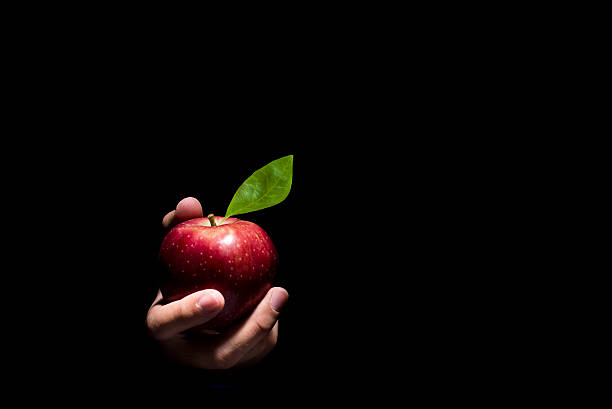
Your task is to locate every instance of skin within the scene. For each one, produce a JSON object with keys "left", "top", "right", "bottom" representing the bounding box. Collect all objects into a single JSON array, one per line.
[{"left": 146, "top": 197, "right": 289, "bottom": 369}]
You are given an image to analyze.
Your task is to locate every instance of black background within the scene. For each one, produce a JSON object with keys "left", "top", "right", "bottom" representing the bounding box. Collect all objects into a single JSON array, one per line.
[
  {"left": 29, "top": 129, "right": 474, "bottom": 402},
  {"left": 23, "top": 114, "right": 456, "bottom": 401},
  {"left": 13, "top": 97, "right": 490, "bottom": 402},
  {"left": 2, "top": 6, "right": 587, "bottom": 403},
  {"left": 5, "top": 33, "right": 527, "bottom": 402}
]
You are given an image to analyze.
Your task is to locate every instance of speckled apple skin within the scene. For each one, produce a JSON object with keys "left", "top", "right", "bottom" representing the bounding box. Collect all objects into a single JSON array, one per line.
[{"left": 158, "top": 216, "right": 278, "bottom": 330}]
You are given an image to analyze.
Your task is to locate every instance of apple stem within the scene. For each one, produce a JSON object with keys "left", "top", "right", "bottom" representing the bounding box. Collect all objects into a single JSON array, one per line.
[{"left": 207, "top": 213, "right": 217, "bottom": 227}]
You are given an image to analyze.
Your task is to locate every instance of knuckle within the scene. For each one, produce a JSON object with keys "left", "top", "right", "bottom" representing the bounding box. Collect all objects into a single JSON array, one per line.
[
  {"left": 263, "top": 330, "right": 278, "bottom": 352},
  {"left": 176, "top": 300, "right": 196, "bottom": 321},
  {"left": 212, "top": 350, "right": 236, "bottom": 370},
  {"left": 253, "top": 317, "right": 273, "bottom": 333},
  {"left": 176, "top": 302, "right": 188, "bottom": 319},
  {"left": 269, "top": 330, "right": 279, "bottom": 347},
  {"left": 145, "top": 311, "right": 159, "bottom": 332},
  {"left": 146, "top": 318, "right": 165, "bottom": 340}
]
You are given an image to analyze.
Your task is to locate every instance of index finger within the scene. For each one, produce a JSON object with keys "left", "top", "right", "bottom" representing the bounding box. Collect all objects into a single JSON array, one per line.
[{"left": 162, "top": 197, "right": 203, "bottom": 230}]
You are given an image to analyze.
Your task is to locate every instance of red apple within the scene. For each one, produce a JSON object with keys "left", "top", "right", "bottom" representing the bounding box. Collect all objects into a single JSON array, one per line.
[{"left": 158, "top": 215, "right": 278, "bottom": 330}]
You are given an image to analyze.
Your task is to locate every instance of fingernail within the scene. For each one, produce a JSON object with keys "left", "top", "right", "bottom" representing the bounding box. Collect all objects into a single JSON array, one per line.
[
  {"left": 196, "top": 293, "right": 220, "bottom": 313},
  {"left": 270, "top": 288, "right": 288, "bottom": 313}
]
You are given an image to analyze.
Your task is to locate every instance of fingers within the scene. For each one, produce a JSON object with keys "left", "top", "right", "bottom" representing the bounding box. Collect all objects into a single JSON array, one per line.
[
  {"left": 238, "top": 322, "right": 279, "bottom": 367},
  {"left": 162, "top": 211, "right": 176, "bottom": 229},
  {"left": 149, "top": 288, "right": 287, "bottom": 369},
  {"left": 155, "top": 322, "right": 279, "bottom": 370},
  {"left": 146, "top": 289, "right": 225, "bottom": 341},
  {"left": 211, "top": 287, "right": 288, "bottom": 369},
  {"left": 162, "top": 197, "right": 203, "bottom": 229}
]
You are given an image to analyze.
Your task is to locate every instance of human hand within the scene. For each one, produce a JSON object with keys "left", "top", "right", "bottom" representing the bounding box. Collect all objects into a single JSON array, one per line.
[{"left": 146, "top": 197, "right": 289, "bottom": 369}]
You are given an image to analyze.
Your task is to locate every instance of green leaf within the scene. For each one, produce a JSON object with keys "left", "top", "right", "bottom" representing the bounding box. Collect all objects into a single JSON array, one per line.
[{"left": 224, "top": 155, "right": 293, "bottom": 219}]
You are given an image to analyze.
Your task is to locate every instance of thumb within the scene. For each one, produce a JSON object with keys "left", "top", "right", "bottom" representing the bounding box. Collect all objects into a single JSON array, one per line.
[{"left": 146, "top": 289, "right": 225, "bottom": 340}]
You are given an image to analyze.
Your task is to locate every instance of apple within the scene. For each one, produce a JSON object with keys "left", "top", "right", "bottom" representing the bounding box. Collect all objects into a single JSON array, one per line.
[{"left": 158, "top": 214, "right": 278, "bottom": 330}]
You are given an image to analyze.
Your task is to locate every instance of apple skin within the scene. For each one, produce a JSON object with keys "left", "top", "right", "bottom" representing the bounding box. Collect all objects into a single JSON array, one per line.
[{"left": 158, "top": 216, "right": 278, "bottom": 330}]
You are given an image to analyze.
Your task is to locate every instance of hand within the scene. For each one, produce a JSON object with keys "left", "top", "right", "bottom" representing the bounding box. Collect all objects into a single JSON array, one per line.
[{"left": 145, "top": 197, "right": 289, "bottom": 369}]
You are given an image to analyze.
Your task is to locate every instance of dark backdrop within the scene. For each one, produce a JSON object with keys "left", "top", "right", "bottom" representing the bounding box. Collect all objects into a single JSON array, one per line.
[
  {"left": 11, "top": 60, "right": 508, "bottom": 402},
  {"left": 19, "top": 111, "right": 481, "bottom": 402},
  {"left": 2, "top": 12, "right": 556, "bottom": 403},
  {"left": 45, "top": 122, "right": 408, "bottom": 397}
]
